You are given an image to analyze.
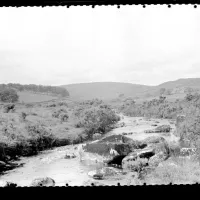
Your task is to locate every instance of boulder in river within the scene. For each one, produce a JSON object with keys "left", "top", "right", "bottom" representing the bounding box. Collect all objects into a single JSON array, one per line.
[
  {"left": 30, "top": 177, "right": 55, "bottom": 187},
  {"left": 122, "top": 136, "right": 170, "bottom": 170},
  {"left": 122, "top": 132, "right": 134, "bottom": 136},
  {"left": 144, "top": 125, "right": 171, "bottom": 133},
  {"left": 78, "top": 135, "right": 146, "bottom": 166},
  {"left": 64, "top": 153, "right": 76, "bottom": 159},
  {"left": 88, "top": 167, "right": 121, "bottom": 180},
  {"left": 142, "top": 136, "right": 170, "bottom": 157},
  {"left": 122, "top": 147, "right": 154, "bottom": 170}
]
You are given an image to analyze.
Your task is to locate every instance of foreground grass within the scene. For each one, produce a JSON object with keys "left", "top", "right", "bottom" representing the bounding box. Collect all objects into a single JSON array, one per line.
[
  {"left": 0, "top": 104, "right": 83, "bottom": 163},
  {"left": 144, "top": 156, "right": 200, "bottom": 184}
]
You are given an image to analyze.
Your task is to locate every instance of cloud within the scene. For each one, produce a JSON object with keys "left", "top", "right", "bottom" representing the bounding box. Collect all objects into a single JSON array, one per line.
[{"left": 0, "top": 6, "right": 200, "bottom": 86}]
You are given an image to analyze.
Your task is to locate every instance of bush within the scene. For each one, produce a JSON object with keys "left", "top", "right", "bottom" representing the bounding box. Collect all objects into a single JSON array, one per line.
[
  {"left": 169, "top": 143, "right": 181, "bottom": 157},
  {"left": 119, "top": 97, "right": 180, "bottom": 119},
  {"left": 92, "top": 133, "right": 102, "bottom": 140},
  {"left": 20, "top": 112, "right": 27, "bottom": 121},
  {"left": 52, "top": 108, "right": 68, "bottom": 119},
  {"left": 177, "top": 113, "right": 200, "bottom": 148},
  {"left": 25, "top": 122, "right": 55, "bottom": 152},
  {"left": 46, "top": 103, "right": 56, "bottom": 108},
  {"left": 79, "top": 106, "right": 120, "bottom": 138},
  {"left": 0, "top": 89, "right": 19, "bottom": 103},
  {"left": 3, "top": 104, "right": 15, "bottom": 113},
  {"left": 57, "top": 101, "right": 68, "bottom": 107},
  {"left": 60, "top": 113, "right": 69, "bottom": 122}
]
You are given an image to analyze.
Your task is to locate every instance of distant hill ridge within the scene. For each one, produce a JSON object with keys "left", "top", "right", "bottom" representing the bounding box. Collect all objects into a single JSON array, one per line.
[
  {"left": 61, "top": 78, "right": 200, "bottom": 100},
  {"left": 0, "top": 83, "right": 70, "bottom": 97}
]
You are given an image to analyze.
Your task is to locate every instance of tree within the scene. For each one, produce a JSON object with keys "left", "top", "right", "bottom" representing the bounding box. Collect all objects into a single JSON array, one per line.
[{"left": 0, "top": 88, "right": 19, "bottom": 103}]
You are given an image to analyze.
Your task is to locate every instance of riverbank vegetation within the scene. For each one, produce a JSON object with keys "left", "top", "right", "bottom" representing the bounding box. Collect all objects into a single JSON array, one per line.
[
  {"left": 0, "top": 99, "right": 120, "bottom": 169},
  {"left": 114, "top": 92, "right": 200, "bottom": 184}
]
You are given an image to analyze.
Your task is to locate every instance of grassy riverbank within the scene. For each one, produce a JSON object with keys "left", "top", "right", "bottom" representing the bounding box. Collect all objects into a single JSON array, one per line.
[{"left": 0, "top": 99, "right": 120, "bottom": 166}]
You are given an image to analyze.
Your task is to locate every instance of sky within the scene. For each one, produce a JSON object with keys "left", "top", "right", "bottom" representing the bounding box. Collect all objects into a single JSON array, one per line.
[{"left": 0, "top": 5, "right": 200, "bottom": 86}]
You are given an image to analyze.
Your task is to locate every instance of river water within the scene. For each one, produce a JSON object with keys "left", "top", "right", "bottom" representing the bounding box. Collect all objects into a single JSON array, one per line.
[{"left": 0, "top": 115, "right": 179, "bottom": 186}]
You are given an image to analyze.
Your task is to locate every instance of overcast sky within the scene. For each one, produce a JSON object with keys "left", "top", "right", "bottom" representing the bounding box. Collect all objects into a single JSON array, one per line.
[{"left": 0, "top": 5, "right": 199, "bottom": 86}]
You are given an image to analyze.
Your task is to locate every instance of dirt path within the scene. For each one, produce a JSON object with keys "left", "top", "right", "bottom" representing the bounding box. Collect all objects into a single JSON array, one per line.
[{"left": 0, "top": 114, "right": 179, "bottom": 186}]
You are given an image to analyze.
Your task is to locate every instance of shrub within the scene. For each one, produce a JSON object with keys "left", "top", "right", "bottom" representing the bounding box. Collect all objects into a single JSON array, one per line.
[
  {"left": 25, "top": 122, "right": 55, "bottom": 152},
  {"left": 3, "top": 104, "right": 15, "bottom": 113},
  {"left": 74, "top": 121, "right": 84, "bottom": 128},
  {"left": 0, "top": 88, "right": 19, "bottom": 103},
  {"left": 79, "top": 106, "right": 120, "bottom": 138},
  {"left": 20, "top": 112, "right": 27, "bottom": 121},
  {"left": 92, "top": 133, "right": 102, "bottom": 140},
  {"left": 123, "top": 157, "right": 150, "bottom": 180},
  {"left": 57, "top": 101, "right": 68, "bottom": 107},
  {"left": 119, "top": 97, "right": 180, "bottom": 119},
  {"left": 169, "top": 143, "right": 181, "bottom": 157},
  {"left": 46, "top": 103, "right": 56, "bottom": 108},
  {"left": 60, "top": 113, "right": 69, "bottom": 122},
  {"left": 178, "top": 114, "right": 200, "bottom": 148},
  {"left": 52, "top": 108, "right": 68, "bottom": 119}
]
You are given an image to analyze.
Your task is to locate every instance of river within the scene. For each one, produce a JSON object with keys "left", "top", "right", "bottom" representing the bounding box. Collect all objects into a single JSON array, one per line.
[{"left": 0, "top": 114, "right": 179, "bottom": 186}]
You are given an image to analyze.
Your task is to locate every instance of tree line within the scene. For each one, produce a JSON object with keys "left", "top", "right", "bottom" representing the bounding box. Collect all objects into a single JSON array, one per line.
[{"left": 0, "top": 83, "right": 70, "bottom": 98}]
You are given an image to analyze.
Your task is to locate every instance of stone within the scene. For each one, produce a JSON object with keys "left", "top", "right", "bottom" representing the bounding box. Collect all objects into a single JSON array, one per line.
[
  {"left": 122, "top": 136, "right": 170, "bottom": 170},
  {"left": 88, "top": 167, "right": 121, "bottom": 180},
  {"left": 122, "top": 147, "right": 155, "bottom": 169},
  {"left": 122, "top": 132, "right": 133, "bottom": 136},
  {"left": 79, "top": 135, "right": 144, "bottom": 166},
  {"left": 144, "top": 125, "right": 171, "bottom": 133},
  {"left": 142, "top": 136, "right": 170, "bottom": 158},
  {"left": 30, "top": 177, "right": 55, "bottom": 187},
  {"left": 93, "top": 173, "right": 104, "bottom": 180},
  {"left": 64, "top": 153, "right": 76, "bottom": 159},
  {"left": 155, "top": 125, "right": 171, "bottom": 132}
]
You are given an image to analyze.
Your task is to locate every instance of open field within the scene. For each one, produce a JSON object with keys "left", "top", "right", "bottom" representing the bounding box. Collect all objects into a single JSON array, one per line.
[{"left": 18, "top": 91, "right": 59, "bottom": 103}]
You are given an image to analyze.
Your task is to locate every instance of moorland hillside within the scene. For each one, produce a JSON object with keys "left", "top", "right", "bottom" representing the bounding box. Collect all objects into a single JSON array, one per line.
[{"left": 62, "top": 78, "right": 200, "bottom": 101}]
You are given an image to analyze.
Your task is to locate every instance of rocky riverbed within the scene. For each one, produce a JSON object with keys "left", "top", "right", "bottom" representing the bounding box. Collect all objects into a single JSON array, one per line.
[{"left": 0, "top": 114, "right": 179, "bottom": 186}]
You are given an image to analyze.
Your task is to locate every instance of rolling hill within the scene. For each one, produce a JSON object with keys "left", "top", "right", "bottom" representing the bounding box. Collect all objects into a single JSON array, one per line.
[
  {"left": 62, "top": 78, "right": 200, "bottom": 101},
  {"left": 62, "top": 82, "right": 154, "bottom": 100},
  {"left": 157, "top": 78, "right": 200, "bottom": 89}
]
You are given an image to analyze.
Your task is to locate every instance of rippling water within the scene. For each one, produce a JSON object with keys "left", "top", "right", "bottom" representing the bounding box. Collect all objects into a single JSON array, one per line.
[{"left": 0, "top": 114, "right": 179, "bottom": 186}]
